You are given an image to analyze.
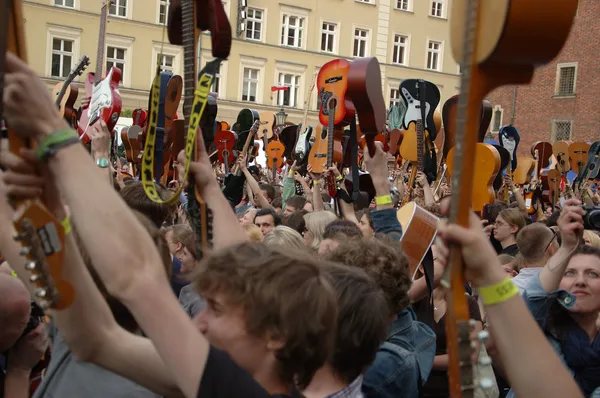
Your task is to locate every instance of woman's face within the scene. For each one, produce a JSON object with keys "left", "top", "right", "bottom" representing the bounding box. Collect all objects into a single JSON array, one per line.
[
  {"left": 559, "top": 254, "right": 600, "bottom": 313},
  {"left": 358, "top": 214, "right": 374, "bottom": 238},
  {"left": 240, "top": 210, "right": 255, "bottom": 226},
  {"left": 177, "top": 247, "right": 197, "bottom": 274}
]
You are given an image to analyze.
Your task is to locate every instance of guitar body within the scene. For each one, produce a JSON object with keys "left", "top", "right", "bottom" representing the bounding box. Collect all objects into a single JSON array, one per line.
[
  {"left": 215, "top": 130, "right": 237, "bottom": 169},
  {"left": 531, "top": 141, "right": 553, "bottom": 172},
  {"left": 499, "top": 125, "right": 520, "bottom": 171},
  {"left": 546, "top": 168, "right": 562, "bottom": 208},
  {"left": 568, "top": 142, "right": 590, "bottom": 174},
  {"left": 307, "top": 125, "right": 343, "bottom": 174},
  {"left": 279, "top": 124, "right": 299, "bottom": 160},
  {"left": 479, "top": 100, "right": 493, "bottom": 141},
  {"left": 447, "top": 143, "right": 500, "bottom": 212},
  {"left": 388, "top": 128, "right": 404, "bottom": 156},
  {"left": 400, "top": 79, "right": 441, "bottom": 136},
  {"left": 442, "top": 96, "right": 493, "bottom": 159},
  {"left": 553, "top": 140, "right": 571, "bottom": 174},
  {"left": 77, "top": 67, "right": 123, "bottom": 143},
  {"left": 234, "top": 108, "right": 260, "bottom": 152},
  {"left": 295, "top": 125, "right": 313, "bottom": 161},
  {"left": 53, "top": 82, "right": 79, "bottom": 120},
  {"left": 317, "top": 59, "right": 350, "bottom": 126},
  {"left": 513, "top": 157, "right": 535, "bottom": 185},
  {"left": 491, "top": 144, "right": 510, "bottom": 192},
  {"left": 396, "top": 202, "right": 439, "bottom": 278},
  {"left": 258, "top": 111, "right": 275, "bottom": 141},
  {"left": 266, "top": 139, "right": 285, "bottom": 170},
  {"left": 399, "top": 124, "right": 430, "bottom": 163},
  {"left": 584, "top": 141, "right": 600, "bottom": 180}
]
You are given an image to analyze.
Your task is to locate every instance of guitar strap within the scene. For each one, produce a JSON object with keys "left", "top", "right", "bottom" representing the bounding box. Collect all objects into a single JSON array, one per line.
[
  {"left": 141, "top": 59, "right": 221, "bottom": 204},
  {"left": 418, "top": 79, "right": 437, "bottom": 183}
]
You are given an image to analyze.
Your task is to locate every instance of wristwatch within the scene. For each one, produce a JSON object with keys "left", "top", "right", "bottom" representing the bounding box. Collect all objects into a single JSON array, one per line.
[{"left": 96, "top": 158, "right": 110, "bottom": 168}]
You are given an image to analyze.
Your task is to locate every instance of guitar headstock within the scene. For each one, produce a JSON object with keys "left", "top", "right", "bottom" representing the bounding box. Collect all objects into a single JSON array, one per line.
[
  {"left": 66, "top": 55, "right": 90, "bottom": 82},
  {"left": 13, "top": 201, "right": 74, "bottom": 310},
  {"left": 474, "top": 329, "right": 496, "bottom": 393}
]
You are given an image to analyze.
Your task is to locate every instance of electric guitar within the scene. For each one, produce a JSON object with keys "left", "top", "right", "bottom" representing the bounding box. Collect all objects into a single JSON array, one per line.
[
  {"left": 499, "top": 125, "right": 519, "bottom": 203},
  {"left": 77, "top": 0, "right": 122, "bottom": 143},
  {"left": 52, "top": 55, "right": 90, "bottom": 126},
  {"left": 295, "top": 72, "right": 317, "bottom": 161}
]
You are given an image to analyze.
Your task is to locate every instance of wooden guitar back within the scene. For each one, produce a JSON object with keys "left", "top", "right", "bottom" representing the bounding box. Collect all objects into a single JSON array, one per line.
[
  {"left": 568, "top": 142, "right": 590, "bottom": 174},
  {"left": 396, "top": 202, "right": 439, "bottom": 278},
  {"left": 447, "top": 143, "right": 500, "bottom": 212},
  {"left": 513, "top": 157, "right": 535, "bottom": 185}
]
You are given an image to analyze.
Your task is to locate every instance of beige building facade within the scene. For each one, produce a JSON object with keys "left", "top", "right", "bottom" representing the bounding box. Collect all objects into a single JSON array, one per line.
[{"left": 23, "top": 0, "right": 460, "bottom": 126}]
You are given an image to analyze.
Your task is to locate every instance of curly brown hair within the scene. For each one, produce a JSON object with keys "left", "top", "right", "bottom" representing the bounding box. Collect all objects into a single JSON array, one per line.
[
  {"left": 326, "top": 238, "right": 411, "bottom": 316},
  {"left": 194, "top": 242, "right": 338, "bottom": 389}
]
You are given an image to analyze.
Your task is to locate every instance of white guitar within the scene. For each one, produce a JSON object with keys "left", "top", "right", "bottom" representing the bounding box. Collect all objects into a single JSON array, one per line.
[
  {"left": 400, "top": 87, "right": 431, "bottom": 130},
  {"left": 295, "top": 72, "right": 317, "bottom": 161}
]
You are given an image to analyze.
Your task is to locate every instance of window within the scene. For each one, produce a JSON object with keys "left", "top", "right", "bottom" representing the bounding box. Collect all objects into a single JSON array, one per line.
[
  {"left": 106, "top": 46, "right": 126, "bottom": 82},
  {"left": 353, "top": 28, "right": 369, "bottom": 57},
  {"left": 392, "top": 34, "right": 408, "bottom": 65},
  {"left": 109, "top": 0, "right": 127, "bottom": 17},
  {"left": 556, "top": 64, "right": 577, "bottom": 96},
  {"left": 321, "top": 22, "right": 336, "bottom": 53},
  {"left": 159, "top": 0, "right": 169, "bottom": 24},
  {"left": 396, "top": 0, "right": 412, "bottom": 11},
  {"left": 156, "top": 53, "right": 174, "bottom": 73},
  {"left": 277, "top": 73, "right": 301, "bottom": 107},
  {"left": 246, "top": 8, "right": 264, "bottom": 41},
  {"left": 492, "top": 106, "right": 503, "bottom": 132},
  {"left": 281, "top": 15, "right": 304, "bottom": 48},
  {"left": 54, "top": 0, "right": 74, "bottom": 8},
  {"left": 356, "top": 0, "right": 373, "bottom": 3},
  {"left": 431, "top": 0, "right": 444, "bottom": 17},
  {"left": 211, "top": 63, "right": 222, "bottom": 95},
  {"left": 50, "top": 38, "right": 73, "bottom": 78},
  {"left": 389, "top": 88, "right": 401, "bottom": 109},
  {"left": 553, "top": 120, "right": 572, "bottom": 141},
  {"left": 242, "top": 67, "right": 259, "bottom": 102},
  {"left": 426, "top": 40, "right": 442, "bottom": 71}
]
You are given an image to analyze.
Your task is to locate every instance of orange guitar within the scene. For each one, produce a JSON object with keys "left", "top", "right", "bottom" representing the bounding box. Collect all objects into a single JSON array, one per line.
[
  {"left": 266, "top": 137, "right": 285, "bottom": 183},
  {"left": 317, "top": 59, "right": 351, "bottom": 126}
]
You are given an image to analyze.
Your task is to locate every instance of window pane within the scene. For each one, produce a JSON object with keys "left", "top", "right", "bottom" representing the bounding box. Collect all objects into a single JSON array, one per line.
[
  {"left": 51, "top": 54, "right": 61, "bottom": 77},
  {"left": 63, "top": 40, "right": 72, "bottom": 52},
  {"left": 117, "top": 48, "right": 125, "bottom": 59},
  {"left": 52, "top": 38, "right": 61, "bottom": 50}
]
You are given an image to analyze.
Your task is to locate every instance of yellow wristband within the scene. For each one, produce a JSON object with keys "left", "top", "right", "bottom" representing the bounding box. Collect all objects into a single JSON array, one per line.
[
  {"left": 313, "top": 180, "right": 321, "bottom": 185},
  {"left": 375, "top": 194, "right": 392, "bottom": 206},
  {"left": 478, "top": 278, "right": 518, "bottom": 306},
  {"left": 11, "top": 270, "right": 18, "bottom": 278},
  {"left": 288, "top": 170, "right": 294, "bottom": 177},
  {"left": 61, "top": 216, "right": 72, "bottom": 236}
]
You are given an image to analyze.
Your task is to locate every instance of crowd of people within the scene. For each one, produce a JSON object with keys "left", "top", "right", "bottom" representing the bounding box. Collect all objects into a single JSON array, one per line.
[{"left": 0, "top": 51, "right": 600, "bottom": 398}]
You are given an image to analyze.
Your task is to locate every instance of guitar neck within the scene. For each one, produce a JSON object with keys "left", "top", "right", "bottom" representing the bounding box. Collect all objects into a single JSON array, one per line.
[
  {"left": 55, "top": 75, "right": 75, "bottom": 106},
  {"left": 326, "top": 104, "right": 335, "bottom": 168},
  {"left": 182, "top": 0, "right": 196, "bottom": 135},
  {"left": 94, "top": 3, "right": 109, "bottom": 85},
  {"left": 416, "top": 119, "right": 424, "bottom": 171}
]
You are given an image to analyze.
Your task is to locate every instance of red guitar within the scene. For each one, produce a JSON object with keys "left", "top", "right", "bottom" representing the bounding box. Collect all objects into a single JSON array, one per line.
[
  {"left": 77, "top": 0, "right": 122, "bottom": 143},
  {"left": 215, "top": 129, "right": 237, "bottom": 174}
]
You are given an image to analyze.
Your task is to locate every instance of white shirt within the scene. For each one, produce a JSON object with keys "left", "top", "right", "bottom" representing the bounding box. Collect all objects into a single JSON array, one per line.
[{"left": 512, "top": 267, "right": 542, "bottom": 294}]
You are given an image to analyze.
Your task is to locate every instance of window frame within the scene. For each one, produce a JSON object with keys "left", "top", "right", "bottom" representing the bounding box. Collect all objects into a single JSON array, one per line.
[
  {"left": 430, "top": 0, "right": 446, "bottom": 18},
  {"left": 200, "top": 52, "right": 228, "bottom": 99},
  {"left": 391, "top": 33, "right": 410, "bottom": 66},
  {"left": 150, "top": 42, "right": 182, "bottom": 85},
  {"left": 554, "top": 62, "right": 578, "bottom": 98},
  {"left": 352, "top": 26, "right": 371, "bottom": 58},
  {"left": 45, "top": 25, "right": 81, "bottom": 80},
  {"left": 239, "top": 56, "right": 266, "bottom": 103},
  {"left": 109, "top": 0, "right": 129, "bottom": 19},
  {"left": 491, "top": 105, "right": 504, "bottom": 133},
  {"left": 52, "top": 0, "right": 76, "bottom": 9},
  {"left": 319, "top": 20, "right": 339, "bottom": 54},
  {"left": 425, "top": 39, "right": 443, "bottom": 72},
  {"left": 279, "top": 6, "right": 308, "bottom": 50},
  {"left": 355, "top": 0, "right": 375, "bottom": 4},
  {"left": 105, "top": 35, "right": 134, "bottom": 87},
  {"left": 245, "top": 7, "right": 266, "bottom": 42},
  {"left": 50, "top": 38, "right": 75, "bottom": 79},
  {"left": 157, "top": 0, "right": 170, "bottom": 25},
  {"left": 273, "top": 62, "right": 307, "bottom": 109},
  {"left": 394, "top": 0, "right": 413, "bottom": 12},
  {"left": 551, "top": 119, "right": 573, "bottom": 142}
]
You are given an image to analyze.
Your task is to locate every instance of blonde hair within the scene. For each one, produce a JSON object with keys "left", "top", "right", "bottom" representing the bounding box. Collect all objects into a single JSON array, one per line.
[
  {"left": 498, "top": 208, "right": 526, "bottom": 234},
  {"left": 243, "top": 224, "right": 263, "bottom": 242},
  {"left": 264, "top": 226, "right": 306, "bottom": 251},
  {"left": 303, "top": 211, "right": 338, "bottom": 250},
  {"left": 584, "top": 230, "right": 600, "bottom": 249}
]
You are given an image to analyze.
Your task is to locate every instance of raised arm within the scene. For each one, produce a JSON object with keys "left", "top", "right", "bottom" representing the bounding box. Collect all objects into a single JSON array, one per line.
[
  {"left": 538, "top": 198, "right": 584, "bottom": 293},
  {"left": 238, "top": 155, "right": 273, "bottom": 210},
  {"left": 2, "top": 52, "right": 209, "bottom": 398}
]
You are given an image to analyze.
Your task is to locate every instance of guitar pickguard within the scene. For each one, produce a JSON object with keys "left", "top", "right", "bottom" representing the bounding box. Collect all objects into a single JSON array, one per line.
[
  {"left": 319, "top": 88, "right": 333, "bottom": 116},
  {"left": 401, "top": 88, "right": 431, "bottom": 129}
]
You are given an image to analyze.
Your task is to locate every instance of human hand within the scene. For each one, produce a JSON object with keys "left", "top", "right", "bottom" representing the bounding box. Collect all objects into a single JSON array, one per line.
[
  {"left": 363, "top": 142, "right": 389, "bottom": 194},
  {"left": 89, "top": 121, "right": 111, "bottom": 156},
  {"left": 3, "top": 52, "right": 68, "bottom": 141},
  {"left": 557, "top": 198, "right": 585, "bottom": 250},
  {"left": 502, "top": 175, "right": 514, "bottom": 189},
  {"left": 416, "top": 171, "right": 428, "bottom": 188},
  {"left": 237, "top": 154, "right": 248, "bottom": 172},
  {"left": 326, "top": 165, "right": 341, "bottom": 179},
  {"left": 290, "top": 160, "right": 300, "bottom": 172},
  {"left": 431, "top": 238, "right": 449, "bottom": 288},
  {"left": 177, "top": 128, "right": 219, "bottom": 195},
  {"left": 7, "top": 323, "right": 48, "bottom": 371},
  {"left": 481, "top": 219, "right": 494, "bottom": 238},
  {"left": 307, "top": 164, "right": 321, "bottom": 181}
]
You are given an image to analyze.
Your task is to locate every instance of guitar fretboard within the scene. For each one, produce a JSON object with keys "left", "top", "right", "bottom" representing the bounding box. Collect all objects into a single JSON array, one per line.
[
  {"left": 181, "top": 0, "right": 196, "bottom": 130},
  {"left": 94, "top": 3, "right": 109, "bottom": 86},
  {"left": 326, "top": 100, "right": 336, "bottom": 168}
]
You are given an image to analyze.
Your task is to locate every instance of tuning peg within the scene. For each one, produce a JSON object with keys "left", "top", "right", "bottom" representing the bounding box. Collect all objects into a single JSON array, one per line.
[
  {"left": 19, "top": 247, "right": 31, "bottom": 256},
  {"left": 35, "top": 288, "right": 47, "bottom": 298},
  {"left": 478, "top": 330, "right": 490, "bottom": 343},
  {"left": 29, "top": 274, "right": 40, "bottom": 283},
  {"left": 24, "top": 260, "right": 37, "bottom": 270}
]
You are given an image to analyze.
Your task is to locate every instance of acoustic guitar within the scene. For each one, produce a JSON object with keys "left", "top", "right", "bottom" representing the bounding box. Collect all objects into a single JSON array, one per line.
[
  {"left": 52, "top": 55, "right": 90, "bottom": 126},
  {"left": 3, "top": 0, "right": 75, "bottom": 310},
  {"left": 441, "top": 96, "right": 492, "bottom": 160},
  {"left": 568, "top": 142, "right": 590, "bottom": 175},
  {"left": 499, "top": 125, "right": 519, "bottom": 204},
  {"left": 258, "top": 111, "right": 275, "bottom": 151},
  {"left": 524, "top": 150, "right": 540, "bottom": 215},
  {"left": 553, "top": 140, "right": 571, "bottom": 175},
  {"left": 234, "top": 108, "right": 260, "bottom": 152},
  {"left": 442, "top": 1, "right": 577, "bottom": 397},
  {"left": 491, "top": 144, "right": 510, "bottom": 193},
  {"left": 396, "top": 202, "right": 439, "bottom": 278},
  {"left": 317, "top": 59, "right": 351, "bottom": 126},
  {"left": 266, "top": 137, "right": 285, "bottom": 183},
  {"left": 531, "top": 141, "right": 553, "bottom": 174},
  {"left": 215, "top": 129, "right": 237, "bottom": 175}
]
